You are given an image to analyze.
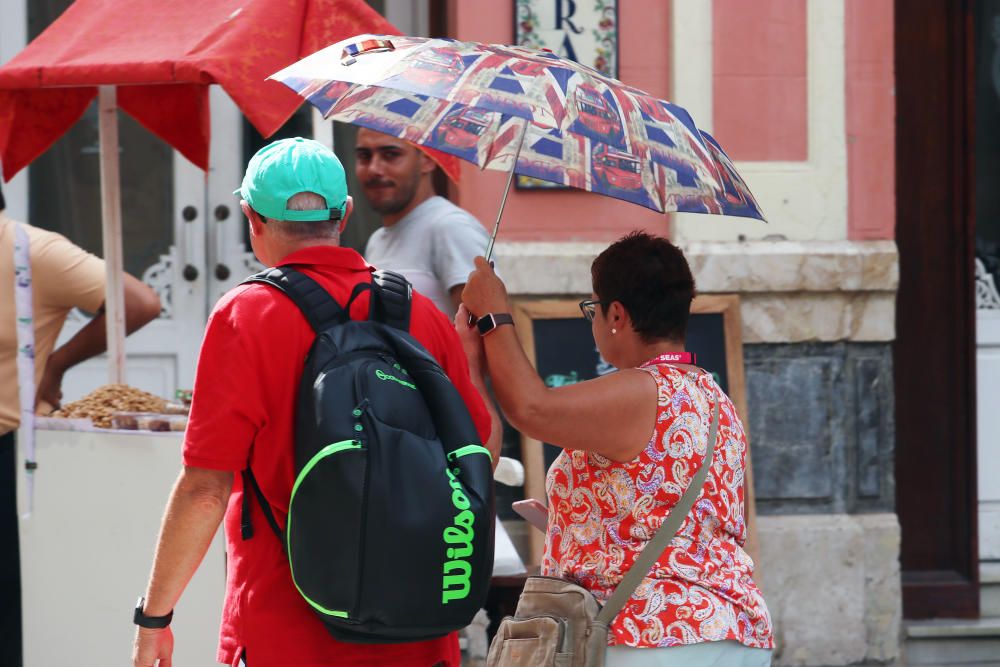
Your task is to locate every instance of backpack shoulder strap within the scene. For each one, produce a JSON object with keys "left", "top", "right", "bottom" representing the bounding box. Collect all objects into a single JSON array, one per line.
[
  {"left": 240, "top": 468, "right": 285, "bottom": 548},
  {"left": 243, "top": 266, "right": 348, "bottom": 332},
  {"left": 350, "top": 269, "right": 412, "bottom": 331},
  {"left": 239, "top": 266, "right": 347, "bottom": 546}
]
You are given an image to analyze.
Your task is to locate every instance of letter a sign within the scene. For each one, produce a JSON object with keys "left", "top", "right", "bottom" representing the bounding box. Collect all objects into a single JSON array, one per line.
[{"left": 515, "top": 0, "right": 619, "bottom": 78}]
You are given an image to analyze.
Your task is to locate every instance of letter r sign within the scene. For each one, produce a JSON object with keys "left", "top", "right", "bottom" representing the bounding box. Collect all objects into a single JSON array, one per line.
[
  {"left": 516, "top": 0, "right": 619, "bottom": 79},
  {"left": 555, "top": 0, "right": 584, "bottom": 34}
]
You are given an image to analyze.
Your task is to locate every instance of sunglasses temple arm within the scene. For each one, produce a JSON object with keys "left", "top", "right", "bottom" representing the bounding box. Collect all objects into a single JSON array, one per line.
[{"left": 484, "top": 120, "right": 529, "bottom": 264}]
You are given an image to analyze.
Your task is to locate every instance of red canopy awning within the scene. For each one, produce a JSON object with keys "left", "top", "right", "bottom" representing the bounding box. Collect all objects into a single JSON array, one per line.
[{"left": 0, "top": 0, "right": 397, "bottom": 180}]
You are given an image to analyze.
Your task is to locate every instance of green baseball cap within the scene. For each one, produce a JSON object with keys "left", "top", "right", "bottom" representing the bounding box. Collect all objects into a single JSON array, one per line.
[{"left": 236, "top": 137, "right": 348, "bottom": 222}]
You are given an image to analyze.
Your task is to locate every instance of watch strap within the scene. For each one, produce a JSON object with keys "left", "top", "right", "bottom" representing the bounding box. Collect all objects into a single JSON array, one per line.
[
  {"left": 134, "top": 596, "right": 173, "bottom": 629},
  {"left": 476, "top": 312, "right": 514, "bottom": 336}
]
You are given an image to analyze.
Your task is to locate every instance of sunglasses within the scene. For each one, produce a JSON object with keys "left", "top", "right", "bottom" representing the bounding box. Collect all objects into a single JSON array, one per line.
[{"left": 578, "top": 299, "right": 609, "bottom": 322}]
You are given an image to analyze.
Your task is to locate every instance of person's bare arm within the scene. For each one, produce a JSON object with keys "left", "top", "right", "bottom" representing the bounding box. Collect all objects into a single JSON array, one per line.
[
  {"left": 484, "top": 326, "right": 655, "bottom": 462},
  {"left": 461, "top": 259, "right": 657, "bottom": 463},
  {"left": 36, "top": 273, "right": 161, "bottom": 408},
  {"left": 454, "top": 306, "right": 502, "bottom": 468},
  {"left": 449, "top": 284, "right": 465, "bottom": 316},
  {"left": 132, "top": 466, "right": 232, "bottom": 667},
  {"left": 471, "top": 370, "right": 503, "bottom": 470}
]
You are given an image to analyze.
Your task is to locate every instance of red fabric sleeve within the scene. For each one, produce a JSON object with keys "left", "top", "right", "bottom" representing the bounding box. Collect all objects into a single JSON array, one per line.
[{"left": 182, "top": 289, "right": 266, "bottom": 471}]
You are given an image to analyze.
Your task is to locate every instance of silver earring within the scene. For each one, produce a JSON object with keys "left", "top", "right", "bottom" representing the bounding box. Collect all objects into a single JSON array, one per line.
[{"left": 611, "top": 328, "right": 617, "bottom": 335}]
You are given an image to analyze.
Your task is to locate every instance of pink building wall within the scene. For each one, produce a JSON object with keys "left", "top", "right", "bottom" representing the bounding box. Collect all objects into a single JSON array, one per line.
[
  {"left": 446, "top": 0, "right": 895, "bottom": 242},
  {"left": 845, "top": 0, "right": 895, "bottom": 240},
  {"left": 713, "top": 0, "right": 808, "bottom": 162}
]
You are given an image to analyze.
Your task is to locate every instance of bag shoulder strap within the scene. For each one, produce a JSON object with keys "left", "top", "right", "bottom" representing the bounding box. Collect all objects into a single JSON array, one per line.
[
  {"left": 237, "top": 267, "right": 411, "bottom": 545},
  {"left": 345, "top": 269, "right": 412, "bottom": 331},
  {"left": 240, "top": 266, "right": 348, "bottom": 545},
  {"left": 240, "top": 468, "right": 286, "bottom": 547},
  {"left": 595, "top": 398, "right": 721, "bottom": 625},
  {"left": 372, "top": 269, "right": 412, "bottom": 331},
  {"left": 243, "top": 266, "right": 348, "bottom": 333}
]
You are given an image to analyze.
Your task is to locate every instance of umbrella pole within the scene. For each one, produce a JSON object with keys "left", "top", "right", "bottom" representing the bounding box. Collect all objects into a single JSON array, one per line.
[
  {"left": 484, "top": 121, "right": 529, "bottom": 263},
  {"left": 98, "top": 86, "right": 127, "bottom": 385},
  {"left": 312, "top": 106, "right": 334, "bottom": 150}
]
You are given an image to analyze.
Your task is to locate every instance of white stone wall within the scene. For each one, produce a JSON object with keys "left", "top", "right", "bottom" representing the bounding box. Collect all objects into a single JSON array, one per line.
[
  {"left": 756, "top": 514, "right": 902, "bottom": 666},
  {"left": 494, "top": 239, "right": 898, "bottom": 343}
]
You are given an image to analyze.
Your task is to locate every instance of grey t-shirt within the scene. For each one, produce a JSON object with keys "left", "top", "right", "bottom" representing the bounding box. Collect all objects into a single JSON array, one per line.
[{"left": 364, "top": 196, "right": 490, "bottom": 316}]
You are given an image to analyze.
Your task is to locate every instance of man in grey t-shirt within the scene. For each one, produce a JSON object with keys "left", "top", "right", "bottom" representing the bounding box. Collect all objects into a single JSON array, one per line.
[{"left": 356, "top": 128, "right": 489, "bottom": 316}]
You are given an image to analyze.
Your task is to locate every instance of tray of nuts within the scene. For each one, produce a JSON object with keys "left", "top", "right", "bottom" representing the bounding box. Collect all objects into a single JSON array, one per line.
[{"left": 49, "top": 384, "right": 168, "bottom": 429}]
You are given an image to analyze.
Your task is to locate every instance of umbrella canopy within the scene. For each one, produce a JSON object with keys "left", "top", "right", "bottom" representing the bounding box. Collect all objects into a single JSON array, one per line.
[
  {"left": 272, "top": 34, "right": 764, "bottom": 221},
  {"left": 0, "top": 0, "right": 397, "bottom": 181}
]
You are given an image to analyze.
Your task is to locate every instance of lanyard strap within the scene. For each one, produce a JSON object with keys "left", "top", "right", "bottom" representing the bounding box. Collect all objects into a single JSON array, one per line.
[
  {"left": 646, "top": 351, "right": 697, "bottom": 366},
  {"left": 595, "top": 399, "right": 720, "bottom": 626},
  {"left": 12, "top": 222, "right": 36, "bottom": 515}
]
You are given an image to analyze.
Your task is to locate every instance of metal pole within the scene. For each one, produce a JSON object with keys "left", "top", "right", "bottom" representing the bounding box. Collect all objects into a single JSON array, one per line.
[
  {"left": 484, "top": 120, "right": 530, "bottom": 263},
  {"left": 98, "top": 85, "right": 126, "bottom": 385},
  {"left": 312, "top": 106, "right": 334, "bottom": 150}
]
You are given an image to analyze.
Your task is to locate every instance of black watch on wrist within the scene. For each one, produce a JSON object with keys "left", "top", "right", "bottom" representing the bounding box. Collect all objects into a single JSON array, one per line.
[
  {"left": 476, "top": 312, "right": 514, "bottom": 336},
  {"left": 134, "top": 596, "right": 173, "bottom": 629}
]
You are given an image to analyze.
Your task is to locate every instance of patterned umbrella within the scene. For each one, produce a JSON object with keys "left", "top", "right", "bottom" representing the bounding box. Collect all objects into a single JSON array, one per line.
[{"left": 272, "top": 34, "right": 764, "bottom": 257}]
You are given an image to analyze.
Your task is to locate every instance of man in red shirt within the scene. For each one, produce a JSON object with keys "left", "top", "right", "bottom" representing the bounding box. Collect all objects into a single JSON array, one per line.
[{"left": 132, "top": 137, "right": 499, "bottom": 667}]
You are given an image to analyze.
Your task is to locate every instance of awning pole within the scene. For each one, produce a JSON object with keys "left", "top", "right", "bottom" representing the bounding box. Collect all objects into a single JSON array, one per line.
[{"left": 97, "top": 85, "right": 126, "bottom": 385}]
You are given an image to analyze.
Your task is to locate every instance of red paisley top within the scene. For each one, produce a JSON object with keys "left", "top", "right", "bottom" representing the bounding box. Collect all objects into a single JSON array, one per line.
[{"left": 541, "top": 360, "right": 774, "bottom": 648}]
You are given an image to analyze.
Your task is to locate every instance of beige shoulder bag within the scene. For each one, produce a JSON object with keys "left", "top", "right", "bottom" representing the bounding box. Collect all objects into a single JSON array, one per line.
[{"left": 486, "top": 401, "right": 721, "bottom": 667}]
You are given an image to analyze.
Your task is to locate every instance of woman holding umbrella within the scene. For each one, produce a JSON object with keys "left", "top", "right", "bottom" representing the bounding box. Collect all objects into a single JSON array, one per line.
[{"left": 458, "top": 231, "right": 773, "bottom": 666}]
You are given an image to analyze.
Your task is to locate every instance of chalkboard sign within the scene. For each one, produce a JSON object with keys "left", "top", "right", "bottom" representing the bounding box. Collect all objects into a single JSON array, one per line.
[
  {"left": 534, "top": 314, "right": 730, "bottom": 472},
  {"left": 511, "top": 295, "right": 755, "bottom": 564}
]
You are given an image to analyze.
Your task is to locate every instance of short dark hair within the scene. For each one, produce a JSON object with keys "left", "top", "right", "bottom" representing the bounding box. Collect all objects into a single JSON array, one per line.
[
  {"left": 0, "top": 182, "right": 5, "bottom": 212},
  {"left": 591, "top": 231, "right": 696, "bottom": 342}
]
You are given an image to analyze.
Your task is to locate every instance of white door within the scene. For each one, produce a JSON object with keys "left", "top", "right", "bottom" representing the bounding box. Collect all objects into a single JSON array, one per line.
[
  {"left": 976, "top": 0, "right": 1000, "bottom": 562},
  {"left": 50, "top": 92, "right": 250, "bottom": 402},
  {"left": 977, "top": 260, "right": 1000, "bottom": 561},
  {"left": 207, "top": 88, "right": 266, "bottom": 309}
]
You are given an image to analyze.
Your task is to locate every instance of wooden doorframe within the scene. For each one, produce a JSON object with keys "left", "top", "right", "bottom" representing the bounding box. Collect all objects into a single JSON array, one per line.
[{"left": 894, "top": 0, "right": 980, "bottom": 618}]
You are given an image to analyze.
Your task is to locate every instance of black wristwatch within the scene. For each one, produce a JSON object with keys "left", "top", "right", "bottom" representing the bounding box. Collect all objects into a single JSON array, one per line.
[
  {"left": 476, "top": 313, "right": 514, "bottom": 336},
  {"left": 134, "top": 596, "right": 173, "bottom": 629}
]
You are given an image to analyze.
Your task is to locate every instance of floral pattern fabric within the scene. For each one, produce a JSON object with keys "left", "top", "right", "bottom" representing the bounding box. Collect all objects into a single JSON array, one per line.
[{"left": 541, "top": 361, "right": 773, "bottom": 648}]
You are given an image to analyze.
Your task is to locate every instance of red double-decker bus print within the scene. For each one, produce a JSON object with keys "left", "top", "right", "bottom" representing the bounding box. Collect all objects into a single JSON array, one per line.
[
  {"left": 592, "top": 144, "right": 642, "bottom": 191},
  {"left": 435, "top": 107, "right": 491, "bottom": 150},
  {"left": 575, "top": 84, "right": 621, "bottom": 139},
  {"left": 399, "top": 48, "right": 463, "bottom": 88},
  {"left": 510, "top": 60, "right": 549, "bottom": 77},
  {"left": 635, "top": 94, "right": 674, "bottom": 124}
]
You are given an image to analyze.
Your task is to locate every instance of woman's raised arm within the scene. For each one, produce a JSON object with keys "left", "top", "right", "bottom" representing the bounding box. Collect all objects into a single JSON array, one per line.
[{"left": 460, "top": 258, "right": 658, "bottom": 462}]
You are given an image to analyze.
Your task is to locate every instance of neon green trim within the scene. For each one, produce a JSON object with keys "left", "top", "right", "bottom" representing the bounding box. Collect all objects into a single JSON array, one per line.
[
  {"left": 287, "top": 439, "right": 361, "bottom": 618},
  {"left": 447, "top": 444, "right": 493, "bottom": 462},
  {"left": 374, "top": 368, "right": 416, "bottom": 390}
]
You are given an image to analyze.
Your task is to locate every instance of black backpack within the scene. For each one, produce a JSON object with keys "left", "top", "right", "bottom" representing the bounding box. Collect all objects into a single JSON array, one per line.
[{"left": 240, "top": 266, "right": 495, "bottom": 643}]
